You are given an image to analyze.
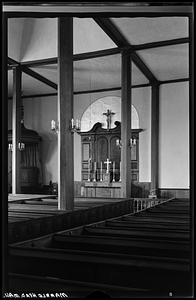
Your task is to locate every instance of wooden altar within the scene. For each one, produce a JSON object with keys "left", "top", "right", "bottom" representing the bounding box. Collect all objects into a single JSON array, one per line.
[{"left": 80, "top": 121, "right": 142, "bottom": 198}]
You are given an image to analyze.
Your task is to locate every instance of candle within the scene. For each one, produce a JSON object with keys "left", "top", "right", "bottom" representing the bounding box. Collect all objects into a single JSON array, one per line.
[
  {"left": 71, "top": 118, "right": 74, "bottom": 128},
  {"left": 76, "top": 119, "right": 79, "bottom": 129},
  {"left": 51, "top": 120, "right": 55, "bottom": 130},
  {"left": 94, "top": 162, "right": 97, "bottom": 171},
  {"left": 113, "top": 161, "right": 115, "bottom": 172}
]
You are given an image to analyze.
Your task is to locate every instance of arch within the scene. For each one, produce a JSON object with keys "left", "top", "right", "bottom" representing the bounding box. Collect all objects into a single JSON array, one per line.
[{"left": 81, "top": 96, "right": 139, "bottom": 132}]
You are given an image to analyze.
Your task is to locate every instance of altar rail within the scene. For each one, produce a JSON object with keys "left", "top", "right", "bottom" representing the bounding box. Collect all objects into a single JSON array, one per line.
[{"left": 133, "top": 198, "right": 171, "bottom": 213}]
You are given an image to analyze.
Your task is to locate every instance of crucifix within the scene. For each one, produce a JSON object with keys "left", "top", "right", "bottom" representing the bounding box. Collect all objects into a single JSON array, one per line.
[
  {"left": 104, "top": 158, "right": 112, "bottom": 174},
  {"left": 103, "top": 109, "right": 115, "bottom": 131}
]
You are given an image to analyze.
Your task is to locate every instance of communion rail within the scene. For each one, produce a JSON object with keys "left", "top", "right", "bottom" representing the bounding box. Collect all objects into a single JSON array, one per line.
[{"left": 133, "top": 198, "right": 171, "bottom": 213}]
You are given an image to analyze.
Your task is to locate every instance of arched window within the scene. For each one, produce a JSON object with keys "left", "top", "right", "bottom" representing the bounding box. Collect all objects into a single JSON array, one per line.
[{"left": 81, "top": 96, "right": 139, "bottom": 132}]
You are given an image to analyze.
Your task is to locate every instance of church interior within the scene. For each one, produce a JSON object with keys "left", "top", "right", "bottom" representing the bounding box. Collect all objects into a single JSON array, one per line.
[{"left": 2, "top": 2, "right": 194, "bottom": 298}]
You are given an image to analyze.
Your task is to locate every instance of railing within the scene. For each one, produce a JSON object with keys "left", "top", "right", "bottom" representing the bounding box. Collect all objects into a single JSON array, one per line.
[{"left": 133, "top": 198, "right": 170, "bottom": 213}]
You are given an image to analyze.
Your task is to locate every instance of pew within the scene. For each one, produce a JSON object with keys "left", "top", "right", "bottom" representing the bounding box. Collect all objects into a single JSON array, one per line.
[
  {"left": 8, "top": 198, "right": 191, "bottom": 297},
  {"left": 9, "top": 272, "right": 151, "bottom": 297},
  {"left": 9, "top": 243, "right": 190, "bottom": 294},
  {"left": 51, "top": 233, "right": 190, "bottom": 258}
]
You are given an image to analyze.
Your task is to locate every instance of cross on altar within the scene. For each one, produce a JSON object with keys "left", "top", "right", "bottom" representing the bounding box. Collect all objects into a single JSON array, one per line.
[
  {"left": 103, "top": 109, "right": 115, "bottom": 131},
  {"left": 104, "top": 158, "right": 112, "bottom": 174}
]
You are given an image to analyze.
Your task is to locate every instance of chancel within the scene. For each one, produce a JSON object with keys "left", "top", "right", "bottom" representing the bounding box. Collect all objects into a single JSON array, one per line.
[{"left": 2, "top": 1, "right": 193, "bottom": 298}]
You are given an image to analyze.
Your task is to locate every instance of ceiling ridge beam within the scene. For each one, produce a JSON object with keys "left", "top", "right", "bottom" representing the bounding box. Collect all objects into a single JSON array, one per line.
[
  {"left": 133, "top": 37, "right": 189, "bottom": 51},
  {"left": 8, "top": 56, "right": 57, "bottom": 90},
  {"left": 93, "top": 17, "right": 158, "bottom": 84}
]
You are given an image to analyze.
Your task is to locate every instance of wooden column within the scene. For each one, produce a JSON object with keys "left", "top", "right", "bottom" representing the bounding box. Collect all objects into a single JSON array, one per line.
[
  {"left": 121, "top": 50, "right": 132, "bottom": 198},
  {"left": 2, "top": 13, "right": 8, "bottom": 293},
  {"left": 12, "top": 66, "right": 22, "bottom": 194},
  {"left": 57, "top": 18, "right": 74, "bottom": 210},
  {"left": 150, "top": 83, "right": 160, "bottom": 197}
]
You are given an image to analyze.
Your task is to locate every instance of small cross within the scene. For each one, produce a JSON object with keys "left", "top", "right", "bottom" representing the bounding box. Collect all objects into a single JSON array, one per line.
[
  {"left": 104, "top": 158, "right": 112, "bottom": 174},
  {"left": 103, "top": 109, "right": 115, "bottom": 130}
]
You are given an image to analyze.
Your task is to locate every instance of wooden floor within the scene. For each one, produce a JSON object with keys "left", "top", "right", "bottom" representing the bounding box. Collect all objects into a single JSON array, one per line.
[{"left": 8, "top": 194, "right": 133, "bottom": 243}]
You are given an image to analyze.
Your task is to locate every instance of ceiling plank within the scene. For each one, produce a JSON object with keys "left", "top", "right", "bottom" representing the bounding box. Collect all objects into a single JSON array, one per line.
[{"left": 93, "top": 17, "right": 158, "bottom": 83}]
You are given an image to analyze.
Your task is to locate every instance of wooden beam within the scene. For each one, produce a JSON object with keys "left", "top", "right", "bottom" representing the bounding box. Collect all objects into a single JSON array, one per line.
[
  {"left": 121, "top": 50, "right": 132, "bottom": 198},
  {"left": 189, "top": 15, "right": 194, "bottom": 284},
  {"left": 8, "top": 57, "right": 57, "bottom": 90},
  {"left": 150, "top": 84, "right": 159, "bottom": 198},
  {"left": 159, "top": 78, "right": 189, "bottom": 85},
  {"left": 58, "top": 17, "right": 74, "bottom": 211},
  {"left": 133, "top": 37, "right": 189, "bottom": 51},
  {"left": 4, "top": 11, "right": 193, "bottom": 19},
  {"left": 21, "top": 66, "right": 58, "bottom": 90},
  {"left": 19, "top": 47, "right": 121, "bottom": 67},
  {"left": 8, "top": 83, "right": 152, "bottom": 100},
  {"left": 2, "top": 12, "right": 8, "bottom": 294},
  {"left": 93, "top": 17, "right": 158, "bottom": 83},
  {"left": 12, "top": 66, "right": 22, "bottom": 194}
]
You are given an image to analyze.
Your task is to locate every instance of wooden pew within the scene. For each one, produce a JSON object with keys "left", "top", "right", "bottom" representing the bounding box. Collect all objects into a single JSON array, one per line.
[
  {"left": 9, "top": 244, "right": 190, "bottom": 294},
  {"left": 82, "top": 226, "right": 189, "bottom": 241},
  {"left": 51, "top": 233, "right": 190, "bottom": 258},
  {"left": 104, "top": 220, "right": 190, "bottom": 232},
  {"left": 8, "top": 198, "right": 191, "bottom": 297},
  {"left": 9, "top": 272, "right": 151, "bottom": 297}
]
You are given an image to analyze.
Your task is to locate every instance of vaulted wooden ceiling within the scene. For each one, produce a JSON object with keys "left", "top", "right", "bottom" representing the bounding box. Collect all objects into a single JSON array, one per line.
[{"left": 7, "top": 15, "right": 189, "bottom": 97}]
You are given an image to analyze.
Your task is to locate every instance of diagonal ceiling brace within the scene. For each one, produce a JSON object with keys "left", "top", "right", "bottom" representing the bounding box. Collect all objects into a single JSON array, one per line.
[
  {"left": 8, "top": 57, "right": 57, "bottom": 90},
  {"left": 93, "top": 17, "right": 158, "bottom": 84}
]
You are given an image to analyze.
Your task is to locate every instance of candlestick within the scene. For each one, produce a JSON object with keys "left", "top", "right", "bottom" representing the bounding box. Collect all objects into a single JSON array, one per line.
[
  {"left": 119, "top": 161, "right": 121, "bottom": 182},
  {"left": 112, "top": 161, "right": 115, "bottom": 182},
  {"left": 87, "top": 158, "right": 91, "bottom": 181},
  {"left": 100, "top": 161, "right": 103, "bottom": 181}
]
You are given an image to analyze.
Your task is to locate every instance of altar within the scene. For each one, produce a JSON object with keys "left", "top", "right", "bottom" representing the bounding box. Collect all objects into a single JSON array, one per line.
[
  {"left": 80, "top": 115, "right": 142, "bottom": 198},
  {"left": 82, "top": 181, "right": 121, "bottom": 198}
]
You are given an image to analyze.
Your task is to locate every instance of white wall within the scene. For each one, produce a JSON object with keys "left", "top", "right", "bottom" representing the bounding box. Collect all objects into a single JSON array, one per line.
[
  {"left": 8, "top": 87, "right": 151, "bottom": 184},
  {"left": 8, "top": 82, "right": 189, "bottom": 188},
  {"left": 159, "top": 82, "right": 189, "bottom": 188}
]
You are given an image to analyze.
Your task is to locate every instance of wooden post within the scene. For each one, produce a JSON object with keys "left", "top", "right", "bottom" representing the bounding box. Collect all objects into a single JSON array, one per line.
[
  {"left": 2, "top": 12, "right": 8, "bottom": 293},
  {"left": 57, "top": 18, "right": 74, "bottom": 210},
  {"left": 12, "top": 66, "right": 22, "bottom": 194},
  {"left": 150, "top": 83, "right": 159, "bottom": 198},
  {"left": 121, "top": 50, "right": 132, "bottom": 198}
]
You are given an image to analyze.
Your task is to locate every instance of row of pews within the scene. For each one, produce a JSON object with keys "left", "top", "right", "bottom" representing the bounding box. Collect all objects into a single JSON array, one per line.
[
  {"left": 8, "top": 198, "right": 192, "bottom": 298},
  {"left": 8, "top": 197, "right": 132, "bottom": 243}
]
